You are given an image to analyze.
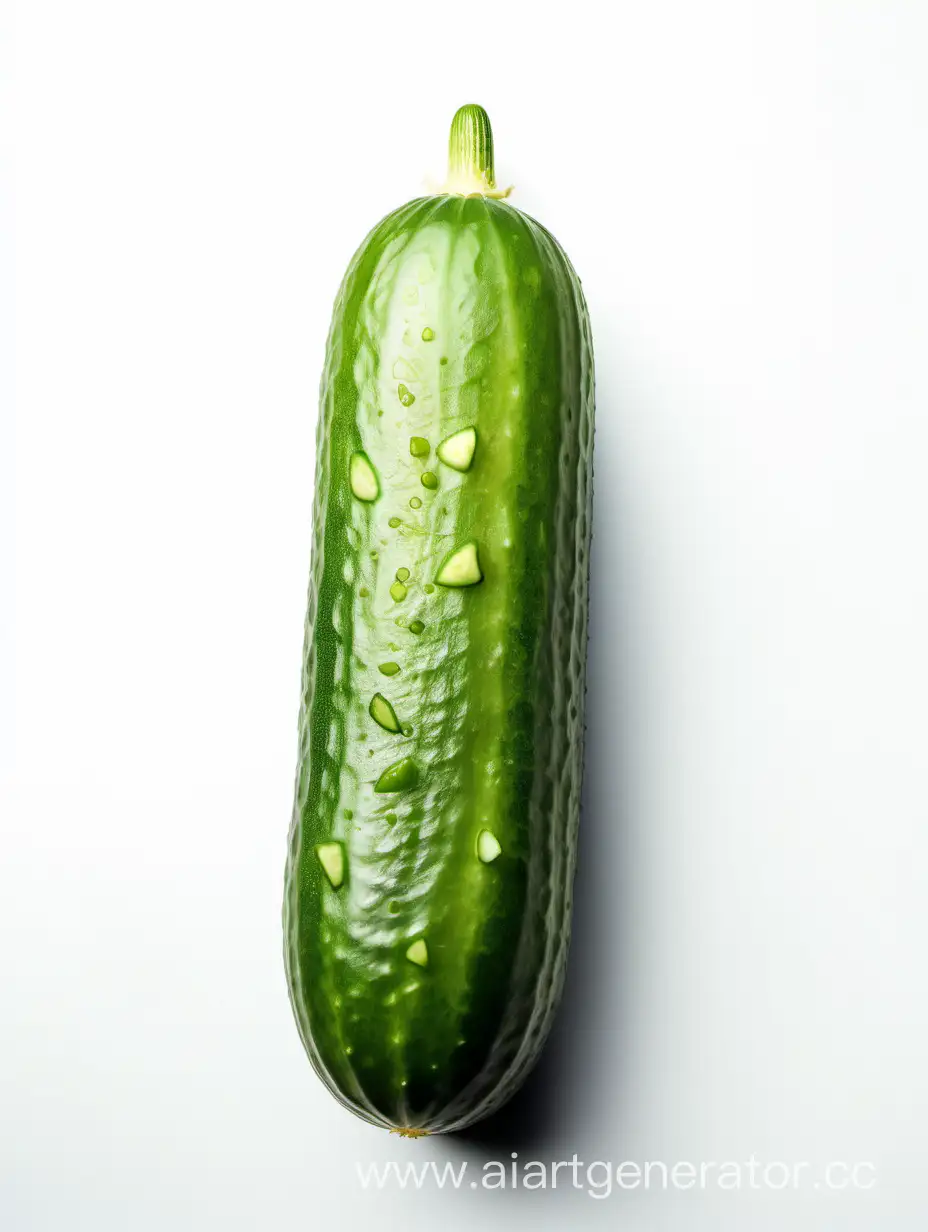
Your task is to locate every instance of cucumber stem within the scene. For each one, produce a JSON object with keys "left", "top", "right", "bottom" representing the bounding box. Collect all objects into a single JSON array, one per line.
[{"left": 444, "top": 105, "right": 512, "bottom": 199}]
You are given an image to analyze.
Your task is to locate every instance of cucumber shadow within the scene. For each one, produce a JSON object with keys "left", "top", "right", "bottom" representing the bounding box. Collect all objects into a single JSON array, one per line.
[{"left": 445, "top": 429, "right": 635, "bottom": 1159}]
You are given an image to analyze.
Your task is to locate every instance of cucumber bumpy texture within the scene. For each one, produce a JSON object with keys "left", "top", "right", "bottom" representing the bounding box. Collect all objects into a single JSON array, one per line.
[{"left": 284, "top": 104, "right": 595, "bottom": 1134}]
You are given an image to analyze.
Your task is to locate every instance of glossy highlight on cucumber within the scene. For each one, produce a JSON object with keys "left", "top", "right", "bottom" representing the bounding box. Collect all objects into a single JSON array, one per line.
[{"left": 284, "top": 104, "right": 595, "bottom": 1134}]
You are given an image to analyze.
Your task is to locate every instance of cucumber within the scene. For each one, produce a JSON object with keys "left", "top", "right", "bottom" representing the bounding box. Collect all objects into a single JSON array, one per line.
[{"left": 283, "top": 104, "right": 595, "bottom": 1134}]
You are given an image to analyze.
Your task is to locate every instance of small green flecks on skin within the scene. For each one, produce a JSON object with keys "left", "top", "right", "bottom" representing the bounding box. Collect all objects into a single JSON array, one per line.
[
  {"left": 349, "top": 452, "right": 380, "bottom": 502},
  {"left": 402, "top": 724, "right": 413, "bottom": 736},
  {"left": 378, "top": 662, "right": 401, "bottom": 677},
  {"left": 435, "top": 541, "right": 483, "bottom": 587},
  {"left": 369, "top": 693, "right": 402, "bottom": 734},
  {"left": 377, "top": 410, "right": 384, "bottom": 417},
  {"left": 395, "top": 567, "right": 410, "bottom": 582},
  {"left": 394, "top": 616, "right": 407, "bottom": 627},
  {"left": 421, "top": 326, "right": 435, "bottom": 341},
  {"left": 385, "top": 812, "right": 398, "bottom": 826},
  {"left": 315, "top": 842, "right": 345, "bottom": 888},
  {"left": 421, "top": 471, "right": 438, "bottom": 490},
  {"left": 408, "top": 620, "right": 425, "bottom": 635},
  {"left": 397, "top": 384, "right": 416, "bottom": 407},
  {"left": 344, "top": 809, "right": 353, "bottom": 820},
  {"left": 388, "top": 516, "right": 402, "bottom": 529},
  {"left": 409, "top": 496, "right": 422, "bottom": 509},
  {"left": 370, "top": 550, "right": 378, "bottom": 560},
  {"left": 423, "top": 583, "right": 435, "bottom": 594},
  {"left": 436, "top": 426, "right": 477, "bottom": 472},
  {"left": 406, "top": 938, "right": 429, "bottom": 967},
  {"left": 390, "top": 581, "right": 408, "bottom": 602},
  {"left": 409, "top": 436, "right": 429, "bottom": 458},
  {"left": 374, "top": 758, "right": 420, "bottom": 793},
  {"left": 358, "top": 586, "right": 369, "bottom": 598},
  {"left": 393, "top": 356, "right": 420, "bottom": 382},
  {"left": 389, "top": 901, "right": 401, "bottom": 914},
  {"left": 439, "top": 356, "right": 448, "bottom": 366},
  {"left": 477, "top": 829, "right": 502, "bottom": 863}
]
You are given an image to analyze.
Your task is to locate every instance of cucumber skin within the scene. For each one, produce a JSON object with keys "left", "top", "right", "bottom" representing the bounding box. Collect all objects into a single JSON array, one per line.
[{"left": 284, "top": 195, "right": 594, "bottom": 1133}]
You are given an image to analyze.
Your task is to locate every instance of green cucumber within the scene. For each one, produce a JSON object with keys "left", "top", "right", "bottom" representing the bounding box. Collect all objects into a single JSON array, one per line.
[{"left": 284, "top": 103, "right": 595, "bottom": 1135}]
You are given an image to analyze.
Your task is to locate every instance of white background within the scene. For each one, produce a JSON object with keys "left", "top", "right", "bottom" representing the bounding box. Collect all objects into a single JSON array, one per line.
[{"left": 3, "top": 2, "right": 927, "bottom": 1228}]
